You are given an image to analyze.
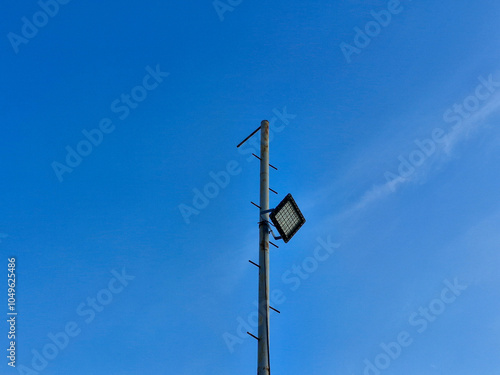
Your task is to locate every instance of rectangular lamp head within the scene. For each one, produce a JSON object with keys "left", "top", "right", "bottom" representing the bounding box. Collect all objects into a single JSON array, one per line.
[{"left": 269, "top": 194, "right": 306, "bottom": 243}]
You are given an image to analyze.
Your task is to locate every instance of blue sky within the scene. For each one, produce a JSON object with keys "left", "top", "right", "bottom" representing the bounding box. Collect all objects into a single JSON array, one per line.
[{"left": 2, "top": 0, "right": 500, "bottom": 374}]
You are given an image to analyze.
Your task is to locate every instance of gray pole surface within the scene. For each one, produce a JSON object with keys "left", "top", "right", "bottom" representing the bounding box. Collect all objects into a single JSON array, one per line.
[{"left": 257, "top": 120, "right": 270, "bottom": 375}]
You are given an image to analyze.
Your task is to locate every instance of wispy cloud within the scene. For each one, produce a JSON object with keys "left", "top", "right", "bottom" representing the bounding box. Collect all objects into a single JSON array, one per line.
[
  {"left": 443, "top": 91, "right": 500, "bottom": 155},
  {"left": 338, "top": 86, "right": 500, "bottom": 218},
  {"left": 342, "top": 182, "right": 394, "bottom": 217}
]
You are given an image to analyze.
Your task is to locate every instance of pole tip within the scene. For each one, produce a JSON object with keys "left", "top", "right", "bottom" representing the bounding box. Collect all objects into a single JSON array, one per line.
[{"left": 261, "top": 120, "right": 269, "bottom": 126}]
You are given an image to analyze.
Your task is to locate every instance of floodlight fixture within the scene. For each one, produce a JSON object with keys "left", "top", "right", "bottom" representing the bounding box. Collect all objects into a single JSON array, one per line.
[{"left": 269, "top": 193, "right": 306, "bottom": 243}]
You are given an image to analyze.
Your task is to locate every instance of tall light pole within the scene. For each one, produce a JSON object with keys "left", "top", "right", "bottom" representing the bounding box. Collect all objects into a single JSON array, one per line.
[
  {"left": 237, "top": 119, "right": 305, "bottom": 375},
  {"left": 257, "top": 120, "right": 271, "bottom": 375}
]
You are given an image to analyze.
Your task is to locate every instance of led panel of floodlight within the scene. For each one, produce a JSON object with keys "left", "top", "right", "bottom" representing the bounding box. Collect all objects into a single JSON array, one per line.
[{"left": 269, "top": 194, "right": 305, "bottom": 243}]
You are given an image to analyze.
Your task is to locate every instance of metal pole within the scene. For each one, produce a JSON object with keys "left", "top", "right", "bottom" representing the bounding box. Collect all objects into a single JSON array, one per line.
[{"left": 258, "top": 120, "right": 270, "bottom": 375}]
